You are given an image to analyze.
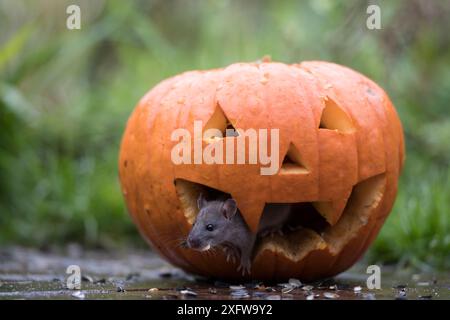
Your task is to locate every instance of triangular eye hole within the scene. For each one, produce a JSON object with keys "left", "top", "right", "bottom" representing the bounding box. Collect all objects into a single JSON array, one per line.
[
  {"left": 203, "top": 103, "right": 239, "bottom": 141},
  {"left": 279, "top": 143, "right": 308, "bottom": 175},
  {"left": 225, "top": 122, "right": 239, "bottom": 137},
  {"left": 319, "top": 98, "right": 355, "bottom": 133}
]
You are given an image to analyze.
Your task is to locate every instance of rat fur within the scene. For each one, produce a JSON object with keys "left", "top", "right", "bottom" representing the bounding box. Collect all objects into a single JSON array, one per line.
[{"left": 185, "top": 193, "right": 291, "bottom": 275}]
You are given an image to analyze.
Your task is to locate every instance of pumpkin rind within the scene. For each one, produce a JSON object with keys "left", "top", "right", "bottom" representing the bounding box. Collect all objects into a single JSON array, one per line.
[{"left": 119, "top": 61, "right": 405, "bottom": 281}]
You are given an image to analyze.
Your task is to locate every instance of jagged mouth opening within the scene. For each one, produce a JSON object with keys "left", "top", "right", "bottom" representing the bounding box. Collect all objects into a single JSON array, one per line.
[{"left": 174, "top": 173, "right": 386, "bottom": 263}]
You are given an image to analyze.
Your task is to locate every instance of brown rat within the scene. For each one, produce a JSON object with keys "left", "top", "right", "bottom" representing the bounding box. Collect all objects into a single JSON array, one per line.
[{"left": 185, "top": 193, "right": 292, "bottom": 275}]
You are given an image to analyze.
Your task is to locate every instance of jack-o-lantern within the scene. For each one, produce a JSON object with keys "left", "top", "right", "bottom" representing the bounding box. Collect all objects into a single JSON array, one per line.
[{"left": 119, "top": 60, "right": 405, "bottom": 281}]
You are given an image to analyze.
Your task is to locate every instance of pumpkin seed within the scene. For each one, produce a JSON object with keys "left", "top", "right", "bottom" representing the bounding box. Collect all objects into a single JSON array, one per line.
[
  {"left": 229, "top": 285, "right": 245, "bottom": 290},
  {"left": 288, "top": 278, "right": 302, "bottom": 288},
  {"left": 71, "top": 291, "right": 85, "bottom": 299},
  {"left": 180, "top": 289, "right": 197, "bottom": 297},
  {"left": 323, "top": 292, "right": 339, "bottom": 299}
]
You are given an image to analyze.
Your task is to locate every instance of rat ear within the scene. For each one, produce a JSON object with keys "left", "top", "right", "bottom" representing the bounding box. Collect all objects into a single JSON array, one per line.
[
  {"left": 222, "top": 199, "right": 237, "bottom": 220},
  {"left": 197, "top": 193, "right": 207, "bottom": 209}
]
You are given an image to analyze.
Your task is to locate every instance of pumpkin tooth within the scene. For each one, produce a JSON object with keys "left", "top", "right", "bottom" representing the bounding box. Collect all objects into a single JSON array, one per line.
[
  {"left": 322, "top": 173, "right": 386, "bottom": 254},
  {"left": 312, "top": 198, "right": 348, "bottom": 226}
]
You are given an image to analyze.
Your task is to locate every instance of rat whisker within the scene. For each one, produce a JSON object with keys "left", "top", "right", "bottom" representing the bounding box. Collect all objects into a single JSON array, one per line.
[
  {"left": 206, "top": 246, "right": 219, "bottom": 258},
  {"left": 160, "top": 236, "right": 188, "bottom": 249},
  {"left": 150, "top": 230, "right": 190, "bottom": 246},
  {"left": 174, "top": 238, "right": 188, "bottom": 248},
  {"left": 205, "top": 248, "right": 213, "bottom": 257}
]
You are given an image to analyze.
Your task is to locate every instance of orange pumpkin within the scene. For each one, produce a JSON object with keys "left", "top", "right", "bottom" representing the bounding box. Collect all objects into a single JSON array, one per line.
[{"left": 119, "top": 60, "right": 405, "bottom": 281}]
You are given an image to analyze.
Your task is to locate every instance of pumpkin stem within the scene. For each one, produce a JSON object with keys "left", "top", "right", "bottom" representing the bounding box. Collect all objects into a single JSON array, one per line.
[
  {"left": 262, "top": 55, "right": 271, "bottom": 62},
  {"left": 256, "top": 55, "right": 272, "bottom": 63}
]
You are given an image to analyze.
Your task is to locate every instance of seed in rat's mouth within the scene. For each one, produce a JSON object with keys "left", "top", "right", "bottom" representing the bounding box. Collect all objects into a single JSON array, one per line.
[{"left": 200, "top": 244, "right": 211, "bottom": 251}]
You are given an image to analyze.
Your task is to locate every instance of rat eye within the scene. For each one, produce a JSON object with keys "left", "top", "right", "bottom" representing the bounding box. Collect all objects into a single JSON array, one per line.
[{"left": 206, "top": 224, "right": 214, "bottom": 232}]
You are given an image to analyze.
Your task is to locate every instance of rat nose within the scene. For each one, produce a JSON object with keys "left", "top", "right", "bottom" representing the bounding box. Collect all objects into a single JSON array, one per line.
[{"left": 188, "top": 237, "right": 201, "bottom": 248}]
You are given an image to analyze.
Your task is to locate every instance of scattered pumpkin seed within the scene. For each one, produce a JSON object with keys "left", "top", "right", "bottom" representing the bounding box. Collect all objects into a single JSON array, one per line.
[
  {"left": 253, "top": 292, "right": 266, "bottom": 298},
  {"left": 278, "top": 283, "right": 292, "bottom": 288},
  {"left": 71, "top": 291, "right": 85, "bottom": 299},
  {"left": 180, "top": 289, "right": 197, "bottom": 297},
  {"left": 323, "top": 292, "right": 339, "bottom": 299},
  {"left": 282, "top": 286, "right": 294, "bottom": 294},
  {"left": 229, "top": 285, "right": 245, "bottom": 290},
  {"left": 208, "top": 288, "right": 217, "bottom": 294},
  {"left": 363, "top": 293, "right": 376, "bottom": 300},
  {"left": 288, "top": 278, "right": 302, "bottom": 288},
  {"left": 231, "top": 289, "right": 250, "bottom": 299},
  {"left": 417, "top": 282, "right": 430, "bottom": 286},
  {"left": 116, "top": 286, "right": 125, "bottom": 292}
]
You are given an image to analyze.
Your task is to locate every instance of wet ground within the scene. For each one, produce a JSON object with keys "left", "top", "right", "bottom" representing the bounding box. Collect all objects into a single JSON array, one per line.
[{"left": 0, "top": 246, "right": 448, "bottom": 300}]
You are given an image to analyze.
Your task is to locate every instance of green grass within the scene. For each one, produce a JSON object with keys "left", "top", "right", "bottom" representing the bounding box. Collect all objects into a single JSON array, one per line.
[
  {"left": 0, "top": 0, "right": 449, "bottom": 269},
  {"left": 368, "top": 156, "right": 450, "bottom": 270}
]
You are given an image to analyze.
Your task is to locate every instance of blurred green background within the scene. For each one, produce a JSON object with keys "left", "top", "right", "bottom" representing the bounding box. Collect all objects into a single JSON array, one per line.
[{"left": 0, "top": 0, "right": 449, "bottom": 270}]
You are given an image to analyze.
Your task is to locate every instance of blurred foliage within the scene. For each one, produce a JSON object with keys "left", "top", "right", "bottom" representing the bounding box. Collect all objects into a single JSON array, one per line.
[{"left": 0, "top": 0, "right": 449, "bottom": 268}]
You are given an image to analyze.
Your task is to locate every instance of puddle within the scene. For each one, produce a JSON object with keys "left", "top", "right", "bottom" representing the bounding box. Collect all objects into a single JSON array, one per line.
[{"left": 0, "top": 247, "right": 448, "bottom": 300}]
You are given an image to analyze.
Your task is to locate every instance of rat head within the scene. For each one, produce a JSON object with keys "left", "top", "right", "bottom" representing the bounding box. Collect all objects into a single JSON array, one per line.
[{"left": 186, "top": 193, "right": 237, "bottom": 251}]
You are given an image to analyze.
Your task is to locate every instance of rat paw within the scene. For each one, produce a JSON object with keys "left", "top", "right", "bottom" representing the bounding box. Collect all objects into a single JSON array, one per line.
[
  {"left": 226, "top": 253, "right": 236, "bottom": 263},
  {"left": 222, "top": 247, "right": 237, "bottom": 264},
  {"left": 237, "top": 260, "right": 252, "bottom": 276}
]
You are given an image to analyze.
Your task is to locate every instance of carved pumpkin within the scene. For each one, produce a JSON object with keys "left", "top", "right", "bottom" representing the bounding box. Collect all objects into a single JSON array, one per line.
[{"left": 119, "top": 60, "right": 405, "bottom": 281}]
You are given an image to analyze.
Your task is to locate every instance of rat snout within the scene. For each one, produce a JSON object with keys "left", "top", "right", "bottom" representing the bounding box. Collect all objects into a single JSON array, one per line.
[{"left": 187, "top": 236, "right": 201, "bottom": 249}]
